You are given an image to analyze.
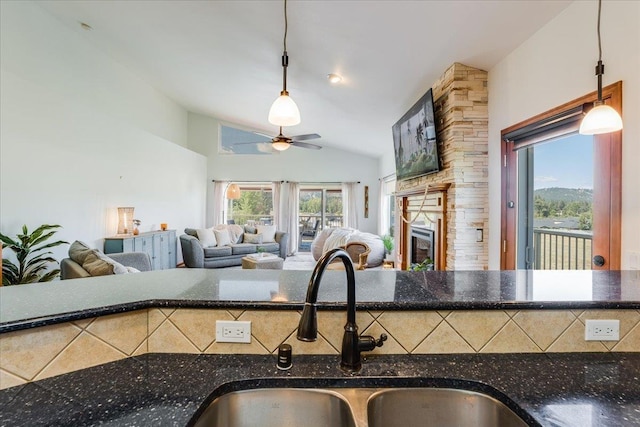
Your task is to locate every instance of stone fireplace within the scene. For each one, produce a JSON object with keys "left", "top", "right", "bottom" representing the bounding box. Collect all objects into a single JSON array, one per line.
[{"left": 395, "top": 63, "right": 489, "bottom": 270}]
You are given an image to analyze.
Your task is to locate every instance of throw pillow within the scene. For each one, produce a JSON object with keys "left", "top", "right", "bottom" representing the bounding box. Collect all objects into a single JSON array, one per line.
[
  {"left": 256, "top": 225, "right": 277, "bottom": 243},
  {"left": 196, "top": 228, "right": 217, "bottom": 247},
  {"left": 244, "top": 225, "right": 257, "bottom": 235},
  {"left": 243, "top": 233, "right": 263, "bottom": 244},
  {"left": 82, "top": 250, "right": 128, "bottom": 276},
  {"left": 69, "top": 240, "right": 93, "bottom": 265},
  {"left": 214, "top": 229, "right": 232, "bottom": 246},
  {"left": 126, "top": 266, "right": 141, "bottom": 273}
]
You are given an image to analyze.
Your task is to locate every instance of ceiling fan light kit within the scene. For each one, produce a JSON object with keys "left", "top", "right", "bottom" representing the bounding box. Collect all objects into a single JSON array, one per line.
[
  {"left": 272, "top": 140, "right": 291, "bottom": 151},
  {"left": 327, "top": 73, "right": 342, "bottom": 84},
  {"left": 579, "top": 0, "right": 623, "bottom": 135},
  {"left": 268, "top": 0, "right": 301, "bottom": 127}
]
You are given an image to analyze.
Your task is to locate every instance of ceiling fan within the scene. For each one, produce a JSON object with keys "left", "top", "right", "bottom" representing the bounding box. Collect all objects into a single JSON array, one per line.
[{"left": 236, "top": 127, "right": 322, "bottom": 151}]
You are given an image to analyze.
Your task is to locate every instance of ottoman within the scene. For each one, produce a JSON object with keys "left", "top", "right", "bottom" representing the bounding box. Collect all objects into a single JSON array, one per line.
[{"left": 241, "top": 255, "right": 284, "bottom": 270}]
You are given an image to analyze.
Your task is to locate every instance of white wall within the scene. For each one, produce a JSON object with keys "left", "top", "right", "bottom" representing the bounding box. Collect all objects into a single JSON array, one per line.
[
  {"left": 188, "top": 112, "right": 380, "bottom": 234},
  {"left": 488, "top": 0, "right": 640, "bottom": 269},
  {"left": 0, "top": 1, "right": 207, "bottom": 265}
]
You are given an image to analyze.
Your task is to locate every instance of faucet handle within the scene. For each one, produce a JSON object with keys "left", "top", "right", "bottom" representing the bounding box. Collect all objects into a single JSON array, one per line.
[
  {"left": 375, "top": 333, "right": 388, "bottom": 347},
  {"left": 358, "top": 333, "right": 388, "bottom": 352}
]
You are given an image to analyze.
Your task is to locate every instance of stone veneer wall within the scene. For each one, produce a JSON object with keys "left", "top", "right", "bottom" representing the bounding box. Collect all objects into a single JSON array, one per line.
[
  {"left": 397, "top": 63, "right": 489, "bottom": 270},
  {"left": 2, "top": 307, "right": 639, "bottom": 390}
]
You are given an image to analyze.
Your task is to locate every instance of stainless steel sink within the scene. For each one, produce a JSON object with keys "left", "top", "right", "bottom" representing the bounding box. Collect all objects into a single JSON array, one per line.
[
  {"left": 192, "top": 386, "right": 530, "bottom": 427},
  {"left": 367, "top": 388, "right": 528, "bottom": 427},
  {"left": 193, "top": 388, "right": 357, "bottom": 427}
]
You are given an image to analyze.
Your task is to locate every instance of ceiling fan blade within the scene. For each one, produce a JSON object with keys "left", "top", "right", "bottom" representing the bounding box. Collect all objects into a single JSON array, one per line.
[
  {"left": 252, "top": 131, "right": 275, "bottom": 139},
  {"left": 291, "top": 141, "right": 322, "bottom": 150},
  {"left": 233, "top": 141, "right": 266, "bottom": 146},
  {"left": 290, "top": 133, "right": 321, "bottom": 141}
]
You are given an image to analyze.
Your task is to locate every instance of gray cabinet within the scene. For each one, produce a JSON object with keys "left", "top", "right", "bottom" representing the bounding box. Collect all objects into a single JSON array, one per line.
[{"left": 104, "top": 230, "right": 176, "bottom": 270}]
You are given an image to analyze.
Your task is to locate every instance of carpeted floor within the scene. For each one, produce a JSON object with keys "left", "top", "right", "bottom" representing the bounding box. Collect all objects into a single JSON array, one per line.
[{"left": 283, "top": 252, "right": 317, "bottom": 270}]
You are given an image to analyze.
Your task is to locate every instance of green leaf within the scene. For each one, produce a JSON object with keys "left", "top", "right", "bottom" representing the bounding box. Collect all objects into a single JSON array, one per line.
[
  {"left": 1, "top": 224, "right": 66, "bottom": 285},
  {"left": 39, "top": 269, "right": 61, "bottom": 282}
]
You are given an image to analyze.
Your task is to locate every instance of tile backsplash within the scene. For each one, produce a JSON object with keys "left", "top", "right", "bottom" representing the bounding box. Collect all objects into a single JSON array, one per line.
[{"left": 1, "top": 308, "right": 639, "bottom": 389}]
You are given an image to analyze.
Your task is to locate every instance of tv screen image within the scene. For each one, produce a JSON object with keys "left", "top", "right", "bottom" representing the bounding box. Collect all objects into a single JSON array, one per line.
[{"left": 392, "top": 88, "right": 440, "bottom": 181}]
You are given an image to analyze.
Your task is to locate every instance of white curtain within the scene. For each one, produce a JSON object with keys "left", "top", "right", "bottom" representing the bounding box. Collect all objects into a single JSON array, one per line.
[
  {"left": 378, "top": 176, "right": 396, "bottom": 235},
  {"left": 272, "top": 181, "right": 283, "bottom": 229},
  {"left": 378, "top": 178, "right": 387, "bottom": 236},
  {"left": 286, "top": 182, "right": 300, "bottom": 255},
  {"left": 342, "top": 182, "right": 359, "bottom": 229},
  {"left": 212, "top": 181, "right": 228, "bottom": 226}
]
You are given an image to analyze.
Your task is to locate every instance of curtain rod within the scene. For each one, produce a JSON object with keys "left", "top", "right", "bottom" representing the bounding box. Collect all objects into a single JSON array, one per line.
[
  {"left": 285, "top": 181, "right": 360, "bottom": 184},
  {"left": 379, "top": 173, "right": 396, "bottom": 181},
  {"left": 212, "top": 180, "right": 285, "bottom": 183}
]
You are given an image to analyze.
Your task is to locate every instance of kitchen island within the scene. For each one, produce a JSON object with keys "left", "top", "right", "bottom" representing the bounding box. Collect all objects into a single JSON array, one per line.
[{"left": 1, "top": 269, "right": 639, "bottom": 426}]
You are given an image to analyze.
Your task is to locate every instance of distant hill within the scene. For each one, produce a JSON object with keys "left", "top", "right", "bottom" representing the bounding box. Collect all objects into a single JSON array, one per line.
[{"left": 534, "top": 187, "right": 593, "bottom": 203}]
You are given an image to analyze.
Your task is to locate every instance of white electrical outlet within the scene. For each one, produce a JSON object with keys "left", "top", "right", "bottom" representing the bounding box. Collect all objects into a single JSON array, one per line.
[
  {"left": 585, "top": 319, "right": 620, "bottom": 341},
  {"left": 216, "top": 320, "right": 251, "bottom": 343}
]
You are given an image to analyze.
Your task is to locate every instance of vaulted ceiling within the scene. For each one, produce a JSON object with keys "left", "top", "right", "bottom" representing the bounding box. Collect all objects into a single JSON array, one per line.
[{"left": 39, "top": 0, "right": 572, "bottom": 158}]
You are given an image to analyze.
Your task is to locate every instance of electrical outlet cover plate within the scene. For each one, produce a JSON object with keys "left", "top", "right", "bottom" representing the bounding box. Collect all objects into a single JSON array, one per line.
[
  {"left": 584, "top": 319, "right": 620, "bottom": 341},
  {"left": 216, "top": 320, "right": 251, "bottom": 343}
]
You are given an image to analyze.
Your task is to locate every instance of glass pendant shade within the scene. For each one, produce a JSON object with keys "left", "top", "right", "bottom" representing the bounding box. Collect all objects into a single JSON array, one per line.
[
  {"left": 268, "top": 93, "right": 301, "bottom": 126},
  {"left": 117, "top": 207, "right": 134, "bottom": 235},
  {"left": 272, "top": 141, "right": 291, "bottom": 151},
  {"left": 225, "top": 183, "right": 241, "bottom": 200},
  {"left": 579, "top": 103, "right": 623, "bottom": 135}
]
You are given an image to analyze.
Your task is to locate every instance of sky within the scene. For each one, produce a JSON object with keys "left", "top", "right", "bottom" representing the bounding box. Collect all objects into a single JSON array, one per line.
[{"left": 533, "top": 133, "right": 594, "bottom": 190}]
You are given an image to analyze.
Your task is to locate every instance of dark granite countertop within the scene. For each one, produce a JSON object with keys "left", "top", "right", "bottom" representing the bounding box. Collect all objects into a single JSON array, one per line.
[
  {"left": 1, "top": 352, "right": 639, "bottom": 426},
  {"left": 2, "top": 269, "right": 639, "bottom": 333}
]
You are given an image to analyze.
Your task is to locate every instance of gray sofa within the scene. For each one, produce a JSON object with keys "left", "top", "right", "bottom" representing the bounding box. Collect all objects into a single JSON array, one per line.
[
  {"left": 61, "top": 252, "right": 152, "bottom": 279},
  {"left": 180, "top": 226, "right": 289, "bottom": 268}
]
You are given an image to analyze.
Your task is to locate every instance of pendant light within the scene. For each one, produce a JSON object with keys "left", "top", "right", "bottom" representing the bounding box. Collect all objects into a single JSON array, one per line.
[
  {"left": 225, "top": 183, "right": 241, "bottom": 200},
  {"left": 268, "top": 0, "right": 301, "bottom": 127},
  {"left": 579, "top": 0, "right": 623, "bottom": 135}
]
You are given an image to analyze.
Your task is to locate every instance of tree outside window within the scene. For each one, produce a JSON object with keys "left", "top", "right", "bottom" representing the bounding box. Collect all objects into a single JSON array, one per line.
[{"left": 230, "top": 185, "right": 273, "bottom": 225}]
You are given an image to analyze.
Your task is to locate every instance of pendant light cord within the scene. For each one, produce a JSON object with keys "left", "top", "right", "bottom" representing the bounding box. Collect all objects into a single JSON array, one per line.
[
  {"left": 597, "top": 0, "right": 602, "bottom": 61},
  {"left": 283, "top": 0, "right": 288, "bottom": 52},
  {"left": 281, "top": 0, "right": 289, "bottom": 93}
]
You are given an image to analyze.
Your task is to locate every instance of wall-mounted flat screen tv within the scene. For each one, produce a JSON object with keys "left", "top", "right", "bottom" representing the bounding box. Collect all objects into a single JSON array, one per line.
[{"left": 392, "top": 88, "right": 440, "bottom": 181}]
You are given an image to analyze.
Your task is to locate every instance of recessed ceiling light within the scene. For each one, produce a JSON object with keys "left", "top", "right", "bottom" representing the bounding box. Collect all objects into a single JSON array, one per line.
[
  {"left": 80, "top": 22, "right": 92, "bottom": 31},
  {"left": 327, "top": 73, "right": 342, "bottom": 84}
]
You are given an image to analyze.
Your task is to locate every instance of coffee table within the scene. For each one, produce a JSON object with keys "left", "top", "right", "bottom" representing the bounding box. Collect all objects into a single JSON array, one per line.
[{"left": 241, "top": 254, "right": 284, "bottom": 270}]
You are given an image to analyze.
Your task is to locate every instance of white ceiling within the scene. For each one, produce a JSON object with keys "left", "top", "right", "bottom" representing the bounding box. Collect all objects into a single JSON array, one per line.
[{"left": 38, "top": 0, "right": 572, "bottom": 158}]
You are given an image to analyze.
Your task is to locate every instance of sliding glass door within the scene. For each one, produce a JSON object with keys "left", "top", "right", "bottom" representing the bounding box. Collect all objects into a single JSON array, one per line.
[{"left": 298, "top": 186, "right": 342, "bottom": 251}]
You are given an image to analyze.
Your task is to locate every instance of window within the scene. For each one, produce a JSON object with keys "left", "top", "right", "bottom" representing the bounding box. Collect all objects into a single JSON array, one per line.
[
  {"left": 218, "top": 124, "right": 273, "bottom": 155},
  {"left": 516, "top": 134, "right": 594, "bottom": 269},
  {"left": 228, "top": 184, "right": 273, "bottom": 225}
]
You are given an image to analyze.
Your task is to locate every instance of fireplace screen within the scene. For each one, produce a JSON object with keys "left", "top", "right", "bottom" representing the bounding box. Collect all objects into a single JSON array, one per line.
[{"left": 411, "top": 226, "right": 435, "bottom": 268}]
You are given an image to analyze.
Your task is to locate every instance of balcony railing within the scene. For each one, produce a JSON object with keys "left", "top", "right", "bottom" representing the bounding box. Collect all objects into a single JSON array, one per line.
[
  {"left": 230, "top": 214, "right": 273, "bottom": 226},
  {"left": 229, "top": 213, "right": 344, "bottom": 230},
  {"left": 533, "top": 228, "right": 592, "bottom": 270},
  {"left": 299, "top": 214, "right": 343, "bottom": 231}
]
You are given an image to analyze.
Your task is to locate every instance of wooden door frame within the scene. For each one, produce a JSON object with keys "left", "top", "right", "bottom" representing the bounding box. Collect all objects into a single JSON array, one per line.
[{"left": 500, "top": 81, "right": 622, "bottom": 270}]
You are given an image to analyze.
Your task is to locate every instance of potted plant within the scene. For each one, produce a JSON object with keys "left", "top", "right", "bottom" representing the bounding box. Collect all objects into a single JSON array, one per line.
[
  {"left": 381, "top": 234, "right": 394, "bottom": 260},
  {"left": 410, "top": 257, "right": 434, "bottom": 271},
  {"left": 1, "top": 224, "right": 68, "bottom": 286}
]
